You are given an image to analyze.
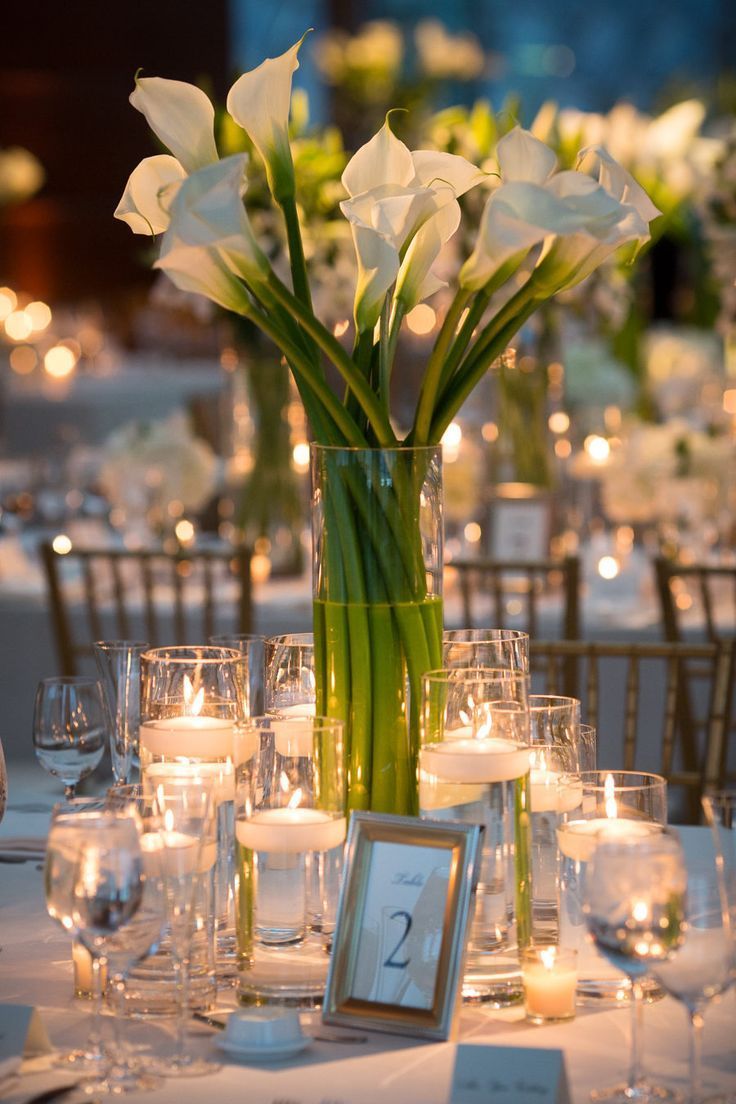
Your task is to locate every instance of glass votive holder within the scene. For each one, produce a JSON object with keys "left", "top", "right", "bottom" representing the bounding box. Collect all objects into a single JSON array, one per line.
[
  {"left": 522, "top": 945, "right": 578, "bottom": 1024},
  {"left": 442, "top": 629, "right": 529, "bottom": 673},
  {"left": 234, "top": 714, "right": 345, "bottom": 1005},
  {"left": 265, "top": 633, "right": 315, "bottom": 713}
]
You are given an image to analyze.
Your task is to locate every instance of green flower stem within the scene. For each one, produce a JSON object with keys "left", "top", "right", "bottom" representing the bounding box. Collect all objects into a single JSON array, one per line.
[
  {"left": 412, "top": 286, "right": 473, "bottom": 446},
  {"left": 514, "top": 774, "right": 532, "bottom": 950},
  {"left": 378, "top": 297, "right": 392, "bottom": 415},
  {"left": 346, "top": 602, "right": 374, "bottom": 808},
  {"left": 279, "top": 194, "right": 313, "bottom": 315},
  {"left": 369, "top": 603, "right": 410, "bottom": 814},
  {"left": 429, "top": 297, "right": 541, "bottom": 443},
  {"left": 435, "top": 289, "right": 490, "bottom": 393},
  {"left": 344, "top": 330, "right": 374, "bottom": 426},
  {"left": 264, "top": 273, "right": 397, "bottom": 447}
]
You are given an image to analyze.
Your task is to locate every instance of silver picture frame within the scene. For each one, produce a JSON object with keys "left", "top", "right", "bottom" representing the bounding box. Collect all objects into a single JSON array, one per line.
[{"left": 323, "top": 812, "right": 483, "bottom": 1040}]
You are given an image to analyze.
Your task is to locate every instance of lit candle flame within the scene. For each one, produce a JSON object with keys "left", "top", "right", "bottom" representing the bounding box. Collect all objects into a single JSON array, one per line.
[
  {"left": 287, "top": 788, "right": 303, "bottom": 810},
  {"left": 164, "top": 808, "right": 174, "bottom": 833},
  {"left": 183, "top": 675, "right": 204, "bottom": 717},
  {"left": 632, "top": 900, "right": 649, "bottom": 923},
  {"left": 540, "top": 947, "right": 557, "bottom": 970},
  {"left": 604, "top": 772, "right": 617, "bottom": 819},
  {"left": 280, "top": 771, "right": 290, "bottom": 793}
]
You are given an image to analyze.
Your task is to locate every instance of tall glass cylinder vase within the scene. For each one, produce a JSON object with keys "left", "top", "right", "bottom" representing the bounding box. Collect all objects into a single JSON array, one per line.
[{"left": 311, "top": 445, "right": 443, "bottom": 815}]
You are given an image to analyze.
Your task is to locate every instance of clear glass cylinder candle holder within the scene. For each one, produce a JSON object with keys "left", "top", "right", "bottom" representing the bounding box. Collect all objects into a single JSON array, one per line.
[
  {"left": 556, "top": 770, "right": 667, "bottom": 1003},
  {"left": 265, "top": 633, "right": 315, "bottom": 714},
  {"left": 234, "top": 714, "right": 346, "bottom": 1005},
  {"left": 442, "top": 629, "right": 529, "bottom": 673},
  {"left": 419, "top": 666, "right": 531, "bottom": 1005},
  {"left": 140, "top": 646, "right": 246, "bottom": 974}
]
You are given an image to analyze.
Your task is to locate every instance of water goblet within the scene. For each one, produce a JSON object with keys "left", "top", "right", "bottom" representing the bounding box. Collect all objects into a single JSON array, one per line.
[
  {"left": 94, "top": 640, "right": 148, "bottom": 786},
  {"left": 33, "top": 677, "right": 106, "bottom": 798},
  {"left": 702, "top": 790, "right": 736, "bottom": 927},
  {"left": 44, "top": 799, "right": 141, "bottom": 1072},
  {"left": 583, "top": 827, "right": 687, "bottom": 1103},
  {"left": 651, "top": 855, "right": 734, "bottom": 1104}
]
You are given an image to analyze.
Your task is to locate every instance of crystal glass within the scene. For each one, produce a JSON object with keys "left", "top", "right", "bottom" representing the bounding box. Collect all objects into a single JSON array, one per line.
[
  {"left": 148, "top": 779, "right": 218, "bottom": 1077},
  {"left": 266, "top": 632, "right": 315, "bottom": 713},
  {"left": 44, "top": 799, "right": 141, "bottom": 1072},
  {"left": 583, "top": 828, "right": 686, "bottom": 1103},
  {"left": 443, "top": 628, "right": 529, "bottom": 672},
  {"left": 33, "top": 677, "right": 106, "bottom": 798},
  {"left": 557, "top": 770, "right": 668, "bottom": 1002},
  {"left": 209, "top": 632, "right": 267, "bottom": 716},
  {"left": 140, "top": 645, "right": 245, "bottom": 972},
  {"left": 71, "top": 826, "right": 163, "bottom": 1097},
  {"left": 94, "top": 640, "right": 148, "bottom": 786},
  {"left": 234, "top": 714, "right": 346, "bottom": 1005},
  {"left": 419, "top": 666, "right": 531, "bottom": 1004},
  {"left": 702, "top": 790, "right": 736, "bottom": 925},
  {"left": 527, "top": 695, "right": 586, "bottom": 941},
  {"left": 652, "top": 854, "right": 734, "bottom": 1104}
]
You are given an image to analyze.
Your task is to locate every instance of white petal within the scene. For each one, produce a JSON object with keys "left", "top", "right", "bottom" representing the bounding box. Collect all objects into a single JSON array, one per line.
[
  {"left": 396, "top": 202, "right": 460, "bottom": 309},
  {"left": 155, "top": 231, "right": 251, "bottom": 313},
  {"left": 496, "top": 126, "right": 557, "bottom": 183},
  {"left": 411, "top": 150, "right": 485, "bottom": 197},
  {"left": 578, "top": 146, "right": 661, "bottom": 224},
  {"left": 547, "top": 170, "right": 628, "bottom": 234},
  {"left": 341, "top": 120, "right": 415, "bottom": 197},
  {"left": 227, "top": 37, "right": 302, "bottom": 168},
  {"left": 166, "top": 154, "right": 269, "bottom": 280},
  {"left": 114, "top": 154, "right": 186, "bottom": 235},
  {"left": 348, "top": 224, "right": 399, "bottom": 332},
  {"left": 341, "top": 184, "right": 436, "bottom": 252},
  {"left": 130, "top": 77, "right": 218, "bottom": 173},
  {"left": 460, "top": 188, "right": 550, "bottom": 289}
]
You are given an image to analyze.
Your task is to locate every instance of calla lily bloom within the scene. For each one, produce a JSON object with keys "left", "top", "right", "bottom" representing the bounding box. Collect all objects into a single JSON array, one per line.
[
  {"left": 341, "top": 121, "right": 484, "bottom": 329},
  {"left": 114, "top": 154, "right": 187, "bottom": 235},
  {"left": 154, "top": 231, "right": 253, "bottom": 315},
  {"left": 130, "top": 77, "right": 218, "bottom": 173},
  {"left": 161, "top": 154, "right": 270, "bottom": 283},
  {"left": 227, "top": 36, "right": 305, "bottom": 202}
]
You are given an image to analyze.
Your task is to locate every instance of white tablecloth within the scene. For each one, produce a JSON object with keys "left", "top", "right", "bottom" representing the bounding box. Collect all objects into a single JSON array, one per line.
[{"left": 0, "top": 778, "right": 734, "bottom": 1104}]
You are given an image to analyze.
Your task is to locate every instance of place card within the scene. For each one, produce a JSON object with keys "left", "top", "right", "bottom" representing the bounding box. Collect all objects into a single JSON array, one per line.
[
  {"left": 0, "top": 1005, "right": 53, "bottom": 1063},
  {"left": 450, "top": 1044, "right": 570, "bottom": 1104}
]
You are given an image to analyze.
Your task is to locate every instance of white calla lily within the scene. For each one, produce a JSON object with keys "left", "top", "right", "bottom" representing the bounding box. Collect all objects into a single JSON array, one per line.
[
  {"left": 162, "top": 153, "right": 270, "bottom": 283},
  {"left": 114, "top": 154, "right": 187, "bottom": 235},
  {"left": 395, "top": 198, "right": 460, "bottom": 310},
  {"left": 348, "top": 224, "right": 401, "bottom": 333},
  {"left": 496, "top": 126, "right": 557, "bottom": 184},
  {"left": 227, "top": 36, "right": 305, "bottom": 201},
  {"left": 130, "top": 77, "right": 218, "bottom": 173},
  {"left": 342, "top": 120, "right": 415, "bottom": 197},
  {"left": 154, "top": 231, "right": 253, "bottom": 314}
]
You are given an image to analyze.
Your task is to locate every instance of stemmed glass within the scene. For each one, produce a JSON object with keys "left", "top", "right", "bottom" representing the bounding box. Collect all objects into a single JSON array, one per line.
[
  {"left": 651, "top": 856, "right": 734, "bottom": 1104},
  {"left": 71, "top": 827, "right": 163, "bottom": 1097},
  {"left": 0, "top": 734, "right": 6, "bottom": 824},
  {"left": 148, "top": 779, "right": 219, "bottom": 1077},
  {"left": 94, "top": 641, "right": 149, "bottom": 786},
  {"left": 702, "top": 791, "right": 736, "bottom": 924},
  {"left": 33, "top": 677, "right": 106, "bottom": 798},
  {"left": 44, "top": 799, "right": 141, "bottom": 1072},
  {"left": 583, "top": 828, "right": 687, "bottom": 1103}
]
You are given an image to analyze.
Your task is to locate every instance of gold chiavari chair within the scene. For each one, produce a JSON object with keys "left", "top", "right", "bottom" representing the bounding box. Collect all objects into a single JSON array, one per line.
[
  {"left": 531, "top": 638, "right": 735, "bottom": 822},
  {"left": 41, "top": 542, "right": 252, "bottom": 676}
]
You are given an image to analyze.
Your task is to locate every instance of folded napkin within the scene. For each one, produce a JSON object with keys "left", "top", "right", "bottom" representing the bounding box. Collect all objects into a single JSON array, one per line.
[{"left": 0, "top": 838, "right": 46, "bottom": 862}]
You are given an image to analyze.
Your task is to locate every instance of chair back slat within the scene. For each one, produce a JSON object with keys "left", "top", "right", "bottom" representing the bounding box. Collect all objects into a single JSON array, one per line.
[
  {"left": 448, "top": 556, "right": 581, "bottom": 640},
  {"left": 40, "top": 542, "right": 253, "bottom": 674},
  {"left": 531, "top": 638, "right": 731, "bottom": 822}
]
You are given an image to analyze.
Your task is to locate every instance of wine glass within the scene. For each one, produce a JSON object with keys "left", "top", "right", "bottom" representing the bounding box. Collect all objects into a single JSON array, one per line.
[
  {"left": 651, "top": 856, "right": 734, "bottom": 1104},
  {"left": 148, "top": 778, "right": 219, "bottom": 1077},
  {"left": 71, "top": 830, "right": 153, "bottom": 1097},
  {"left": 33, "top": 677, "right": 106, "bottom": 798},
  {"left": 94, "top": 640, "right": 149, "bottom": 786},
  {"left": 583, "top": 828, "right": 687, "bottom": 1103},
  {"left": 702, "top": 790, "right": 736, "bottom": 926},
  {"left": 44, "top": 799, "right": 141, "bottom": 1072}
]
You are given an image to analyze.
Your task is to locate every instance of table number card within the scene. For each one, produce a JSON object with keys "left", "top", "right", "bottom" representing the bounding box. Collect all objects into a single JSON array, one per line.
[{"left": 451, "top": 1044, "right": 570, "bottom": 1104}]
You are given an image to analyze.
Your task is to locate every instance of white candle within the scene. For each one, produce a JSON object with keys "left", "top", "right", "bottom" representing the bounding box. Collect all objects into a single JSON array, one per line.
[
  {"left": 421, "top": 735, "right": 530, "bottom": 783},
  {"left": 529, "top": 769, "right": 583, "bottom": 814},
  {"left": 144, "top": 759, "right": 235, "bottom": 803},
  {"left": 140, "top": 716, "right": 234, "bottom": 759},
  {"left": 522, "top": 946, "right": 578, "bottom": 1021},
  {"left": 236, "top": 809, "right": 346, "bottom": 854},
  {"left": 274, "top": 703, "right": 316, "bottom": 718},
  {"left": 159, "top": 829, "right": 216, "bottom": 875},
  {"left": 556, "top": 817, "right": 660, "bottom": 863}
]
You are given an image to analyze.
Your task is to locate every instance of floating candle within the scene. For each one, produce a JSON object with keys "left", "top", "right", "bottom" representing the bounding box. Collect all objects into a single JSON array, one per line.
[
  {"left": 522, "top": 946, "right": 578, "bottom": 1022},
  {"left": 144, "top": 759, "right": 235, "bottom": 804},
  {"left": 139, "top": 715, "right": 235, "bottom": 759},
  {"left": 421, "top": 736, "right": 530, "bottom": 784},
  {"left": 556, "top": 817, "right": 661, "bottom": 864},
  {"left": 235, "top": 809, "right": 346, "bottom": 854},
  {"left": 529, "top": 769, "right": 583, "bottom": 814}
]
